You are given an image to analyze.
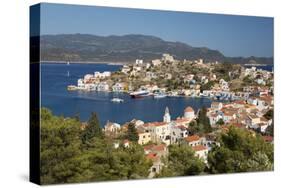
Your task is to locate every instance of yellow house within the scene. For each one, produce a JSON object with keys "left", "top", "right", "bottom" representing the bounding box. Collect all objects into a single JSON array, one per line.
[{"left": 138, "top": 131, "right": 151, "bottom": 145}]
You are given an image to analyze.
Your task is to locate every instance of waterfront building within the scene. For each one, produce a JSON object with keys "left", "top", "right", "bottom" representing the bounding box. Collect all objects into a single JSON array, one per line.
[
  {"left": 77, "top": 78, "right": 85, "bottom": 89},
  {"left": 121, "top": 65, "right": 131, "bottom": 74},
  {"left": 84, "top": 74, "right": 94, "bottom": 81},
  {"left": 112, "top": 82, "right": 126, "bottom": 92},
  {"left": 97, "top": 82, "right": 109, "bottom": 91}
]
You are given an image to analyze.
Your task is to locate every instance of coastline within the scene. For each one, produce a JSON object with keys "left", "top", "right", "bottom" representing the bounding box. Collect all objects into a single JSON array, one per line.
[{"left": 41, "top": 60, "right": 129, "bottom": 65}]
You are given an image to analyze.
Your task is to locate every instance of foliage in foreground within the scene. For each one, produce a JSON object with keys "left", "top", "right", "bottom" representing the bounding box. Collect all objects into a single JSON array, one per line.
[
  {"left": 208, "top": 126, "right": 273, "bottom": 173},
  {"left": 40, "top": 108, "right": 151, "bottom": 185},
  {"left": 156, "top": 144, "right": 205, "bottom": 177}
]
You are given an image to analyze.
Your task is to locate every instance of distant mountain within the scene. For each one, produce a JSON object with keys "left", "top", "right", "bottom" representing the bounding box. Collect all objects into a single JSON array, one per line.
[{"left": 39, "top": 34, "right": 273, "bottom": 64}]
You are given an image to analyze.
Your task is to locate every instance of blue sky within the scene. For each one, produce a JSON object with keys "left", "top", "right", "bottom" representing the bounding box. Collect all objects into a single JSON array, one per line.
[{"left": 40, "top": 3, "right": 273, "bottom": 57}]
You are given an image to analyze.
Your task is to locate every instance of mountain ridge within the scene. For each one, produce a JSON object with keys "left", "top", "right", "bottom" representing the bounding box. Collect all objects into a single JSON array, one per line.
[{"left": 39, "top": 34, "right": 273, "bottom": 64}]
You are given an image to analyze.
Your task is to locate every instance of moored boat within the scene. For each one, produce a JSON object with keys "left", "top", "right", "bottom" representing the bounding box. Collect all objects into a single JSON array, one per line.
[
  {"left": 111, "top": 98, "right": 124, "bottom": 103},
  {"left": 67, "top": 85, "right": 77, "bottom": 91},
  {"left": 129, "top": 90, "right": 150, "bottom": 98},
  {"left": 154, "top": 93, "right": 167, "bottom": 99}
]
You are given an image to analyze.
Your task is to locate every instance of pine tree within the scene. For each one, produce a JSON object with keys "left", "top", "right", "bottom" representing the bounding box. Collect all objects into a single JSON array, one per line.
[
  {"left": 197, "top": 107, "right": 212, "bottom": 133},
  {"left": 127, "top": 123, "right": 139, "bottom": 142},
  {"left": 82, "top": 112, "right": 103, "bottom": 143}
]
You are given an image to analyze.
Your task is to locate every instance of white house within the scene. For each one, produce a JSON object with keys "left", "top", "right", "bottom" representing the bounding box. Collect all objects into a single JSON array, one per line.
[
  {"left": 94, "top": 71, "right": 111, "bottom": 79},
  {"left": 152, "top": 59, "right": 162, "bottom": 66},
  {"left": 121, "top": 65, "right": 131, "bottom": 74},
  {"left": 104, "top": 121, "right": 121, "bottom": 133},
  {"left": 97, "top": 82, "right": 109, "bottom": 91},
  {"left": 211, "top": 102, "right": 223, "bottom": 111},
  {"left": 170, "top": 125, "right": 189, "bottom": 144},
  {"left": 192, "top": 145, "right": 208, "bottom": 163},
  {"left": 112, "top": 82, "right": 125, "bottom": 92},
  {"left": 144, "top": 122, "right": 170, "bottom": 145},
  {"left": 135, "top": 59, "right": 143, "bottom": 65},
  {"left": 184, "top": 135, "right": 201, "bottom": 147}
]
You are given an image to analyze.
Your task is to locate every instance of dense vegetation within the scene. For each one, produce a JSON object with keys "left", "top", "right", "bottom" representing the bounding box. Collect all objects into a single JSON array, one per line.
[
  {"left": 188, "top": 107, "right": 212, "bottom": 135},
  {"left": 40, "top": 108, "right": 151, "bottom": 185},
  {"left": 208, "top": 126, "right": 273, "bottom": 173},
  {"left": 157, "top": 144, "right": 205, "bottom": 177}
]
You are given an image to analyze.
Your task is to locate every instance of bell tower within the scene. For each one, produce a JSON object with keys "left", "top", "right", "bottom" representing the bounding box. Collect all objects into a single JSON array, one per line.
[{"left": 163, "top": 106, "right": 171, "bottom": 123}]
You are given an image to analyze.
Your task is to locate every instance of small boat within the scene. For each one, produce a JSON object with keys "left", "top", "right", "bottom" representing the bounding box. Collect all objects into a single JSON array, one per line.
[
  {"left": 67, "top": 85, "right": 77, "bottom": 91},
  {"left": 111, "top": 98, "right": 124, "bottom": 103},
  {"left": 154, "top": 93, "right": 167, "bottom": 99}
]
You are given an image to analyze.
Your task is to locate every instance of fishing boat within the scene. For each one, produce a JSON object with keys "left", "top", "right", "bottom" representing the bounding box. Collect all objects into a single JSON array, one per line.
[{"left": 111, "top": 98, "right": 124, "bottom": 103}]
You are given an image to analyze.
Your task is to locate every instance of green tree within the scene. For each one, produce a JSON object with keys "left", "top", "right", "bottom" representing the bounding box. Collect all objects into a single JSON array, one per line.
[
  {"left": 208, "top": 126, "right": 273, "bottom": 174},
  {"left": 157, "top": 144, "right": 205, "bottom": 177},
  {"left": 196, "top": 107, "right": 212, "bottom": 133},
  {"left": 200, "top": 81, "right": 215, "bottom": 92},
  {"left": 126, "top": 123, "right": 139, "bottom": 142},
  {"left": 216, "top": 118, "right": 224, "bottom": 126},
  {"left": 40, "top": 108, "right": 84, "bottom": 184},
  {"left": 81, "top": 112, "right": 103, "bottom": 144},
  {"left": 40, "top": 108, "right": 152, "bottom": 184},
  {"left": 265, "top": 123, "right": 274, "bottom": 136}
]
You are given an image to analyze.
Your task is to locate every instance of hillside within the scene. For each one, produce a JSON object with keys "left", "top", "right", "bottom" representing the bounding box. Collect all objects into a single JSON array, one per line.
[{"left": 39, "top": 34, "right": 273, "bottom": 64}]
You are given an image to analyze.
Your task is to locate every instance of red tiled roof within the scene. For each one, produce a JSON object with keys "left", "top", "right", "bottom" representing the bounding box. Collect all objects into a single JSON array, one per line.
[
  {"left": 176, "top": 125, "right": 187, "bottom": 130},
  {"left": 185, "top": 135, "right": 200, "bottom": 142},
  {"left": 153, "top": 144, "right": 166, "bottom": 152},
  {"left": 143, "top": 144, "right": 166, "bottom": 152},
  {"left": 143, "top": 122, "right": 167, "bottom": 127},
  {"left": 192, "top": 145, "right": 207, "bottom": 151},
  {"left": 146, "top": 153, "right": 158, "bottom": 160}
]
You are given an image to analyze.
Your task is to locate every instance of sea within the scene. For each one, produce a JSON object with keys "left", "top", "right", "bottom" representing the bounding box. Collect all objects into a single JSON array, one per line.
[{"left": 41, "top": 63, "right": 273, "bottom": 126}]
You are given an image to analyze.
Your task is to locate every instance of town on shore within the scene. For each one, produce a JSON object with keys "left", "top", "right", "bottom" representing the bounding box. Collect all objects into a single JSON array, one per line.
[
  {"left": 67, "top": 53, "right": 273, "bottom": 101},
  {"left": 68, "top": 54, "right": 274, "bottom": 178}
]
